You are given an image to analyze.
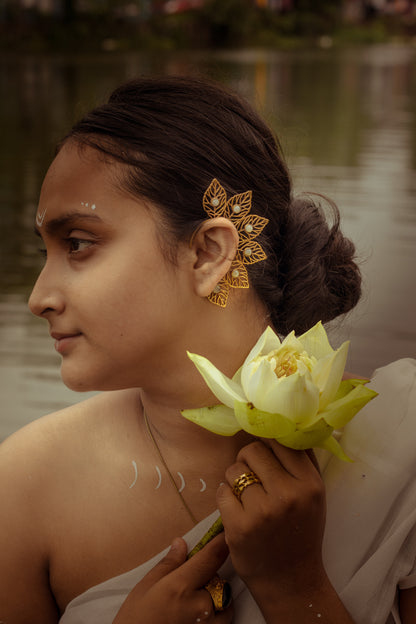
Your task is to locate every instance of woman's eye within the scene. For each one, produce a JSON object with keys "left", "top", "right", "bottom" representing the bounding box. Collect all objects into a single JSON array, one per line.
[{"left": 67, "top": 238, "right": 93, "bottom": 254}]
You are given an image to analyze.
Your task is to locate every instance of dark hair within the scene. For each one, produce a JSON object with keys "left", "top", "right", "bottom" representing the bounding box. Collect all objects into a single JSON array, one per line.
[{"left": 63, "top": 75, "right": 361, "bottom": 334}]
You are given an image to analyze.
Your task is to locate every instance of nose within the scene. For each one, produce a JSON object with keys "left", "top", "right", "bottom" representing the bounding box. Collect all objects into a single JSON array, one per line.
[{"left": 28, "top": 265, "right": 65, "bottom": 318}]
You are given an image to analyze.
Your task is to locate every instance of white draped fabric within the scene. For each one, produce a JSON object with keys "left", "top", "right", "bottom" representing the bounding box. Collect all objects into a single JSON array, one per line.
[{"left": 60, "top": 359, "right": 416, "bottom": 624}]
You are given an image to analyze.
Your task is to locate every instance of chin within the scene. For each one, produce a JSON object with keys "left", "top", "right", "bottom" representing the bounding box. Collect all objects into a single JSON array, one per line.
[
  {"left": 61, "top": 376, "right": 97, "bottom": 393},
  {"left": 60, "top": 365, "right": 133, "bottom": 393}
]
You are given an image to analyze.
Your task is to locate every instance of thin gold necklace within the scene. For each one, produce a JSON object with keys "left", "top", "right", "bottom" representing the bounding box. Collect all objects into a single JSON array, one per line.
[{"left": 143, "top": 408, "right": 198, "bottom": 526}]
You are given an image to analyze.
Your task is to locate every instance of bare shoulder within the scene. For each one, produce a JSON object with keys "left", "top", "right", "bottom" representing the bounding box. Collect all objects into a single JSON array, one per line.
[
  {"left": 0, "top": 387, "right": 141, "bottom": 511},
  {"left": 1, "top": 387, "right": 140, "bottom": 458},
  {"left": 0, "top": 388, "right": 140, "bottom": 622}
]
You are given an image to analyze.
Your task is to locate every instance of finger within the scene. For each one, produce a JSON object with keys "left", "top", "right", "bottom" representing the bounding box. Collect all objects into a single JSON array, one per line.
[
  {"left": 176, "top": 533, "right": 230, "bottom": 590},
  {"left": 213, "top": 602, "right": 234, "bottom": 623},
  {"left": 194, "top": 599, "right": 233, "bottom": 624},
  {"left": 263, "top": 439, "right": 322, "bottom": 480},
  {"left": 223, "top": 461, "right": 264, "bottom": 506},
  {"left": 135, "top": 537, "right": 188, "bottom": 595},
  {"left": 306, "top": 448, "right": 321, "bottom": 474},
  {"left": 237, "top": 439, "right": 312, "bottom": 486}
]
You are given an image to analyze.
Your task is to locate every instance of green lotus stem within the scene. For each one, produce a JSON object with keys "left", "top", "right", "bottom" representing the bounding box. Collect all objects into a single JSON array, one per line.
[{"left": 187, "top": 516, "right": 224, "bottom": 559}]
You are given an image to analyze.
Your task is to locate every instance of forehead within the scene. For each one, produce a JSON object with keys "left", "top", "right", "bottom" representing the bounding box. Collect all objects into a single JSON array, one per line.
[
  {"left": 37, "top": 142, "right": 151, "bottom": 232},
  {"left": 41, "top": 143, "right": 119, "bottom": 200}
]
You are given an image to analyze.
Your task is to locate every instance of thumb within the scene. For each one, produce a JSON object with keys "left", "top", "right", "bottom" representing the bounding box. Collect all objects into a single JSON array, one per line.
[
  {"left": 134, "top": 537, "right": 188, "bottom": 595},
  {"left": 178, "top": 533, "right": 230, "bottom": 589}
]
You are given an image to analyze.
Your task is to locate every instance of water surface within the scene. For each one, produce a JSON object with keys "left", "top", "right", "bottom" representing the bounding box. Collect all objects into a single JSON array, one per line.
[{"left": 1, "top": 45, "right": 415, "bottom": 440}]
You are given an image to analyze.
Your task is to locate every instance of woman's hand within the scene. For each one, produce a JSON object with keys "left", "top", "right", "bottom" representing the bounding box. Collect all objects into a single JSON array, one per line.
[
  {"left": 218, "top": 440, "right": 326, "bottom": 595},
  {"left": 113, "top": 533, "right": 233, "bottom": 624},
  {"left": 217, "top": 440, "right": 355, "bottom": 623}
]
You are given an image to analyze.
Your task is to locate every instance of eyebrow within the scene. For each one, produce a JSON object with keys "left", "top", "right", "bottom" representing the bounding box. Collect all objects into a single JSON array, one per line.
[{"left": 34, "top": 212, "right": 104, "bottom": 237}]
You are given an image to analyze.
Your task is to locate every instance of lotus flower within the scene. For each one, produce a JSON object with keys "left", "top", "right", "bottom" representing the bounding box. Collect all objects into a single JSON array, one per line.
[{"left": 182, "top": 322, "right": 378, "bottom": 461}]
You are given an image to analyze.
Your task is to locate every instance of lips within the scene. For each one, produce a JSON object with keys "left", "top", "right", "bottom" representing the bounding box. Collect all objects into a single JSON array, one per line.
[{"left": 51, "top": 331, "right": 82, "bottom": 354}]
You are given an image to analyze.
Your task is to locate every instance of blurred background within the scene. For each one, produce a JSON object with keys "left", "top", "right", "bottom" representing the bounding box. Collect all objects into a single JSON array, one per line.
[{"left": 1, "top": 0, "right": 416, "bottom": 440}]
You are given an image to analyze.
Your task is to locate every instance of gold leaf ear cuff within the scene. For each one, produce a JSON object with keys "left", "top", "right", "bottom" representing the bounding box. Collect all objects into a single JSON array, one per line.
[{"left": 202, "top": 178, "right": 269, "bottom": 307}]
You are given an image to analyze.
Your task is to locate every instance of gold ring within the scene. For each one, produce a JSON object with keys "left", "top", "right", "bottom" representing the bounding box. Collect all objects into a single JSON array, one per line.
[
  {"left": 232, "top": 471, "right": 262, "bottom": 501},
  {"left": 204, "top": 575, "right": 232, "bottom": 611}
]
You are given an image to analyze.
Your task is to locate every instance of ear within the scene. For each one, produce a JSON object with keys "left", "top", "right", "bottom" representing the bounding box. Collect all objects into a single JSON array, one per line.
[{"left": 190, "top": 217, "right": 239, "bottom": 299}]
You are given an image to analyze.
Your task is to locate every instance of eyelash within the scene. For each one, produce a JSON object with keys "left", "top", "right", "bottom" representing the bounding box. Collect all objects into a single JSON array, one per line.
[{"left": 37, "top": 237, "right": 94, "bottom": 259}]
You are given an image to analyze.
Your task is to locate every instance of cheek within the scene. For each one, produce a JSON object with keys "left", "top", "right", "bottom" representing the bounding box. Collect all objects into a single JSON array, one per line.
[{"left": 75, "top": 247, "right": 180, "bottom": 334}]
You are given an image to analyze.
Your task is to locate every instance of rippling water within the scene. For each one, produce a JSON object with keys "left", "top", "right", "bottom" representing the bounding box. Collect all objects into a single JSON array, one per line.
[{"left": 1, "top": 45, "right": 415, "bottom": 440}]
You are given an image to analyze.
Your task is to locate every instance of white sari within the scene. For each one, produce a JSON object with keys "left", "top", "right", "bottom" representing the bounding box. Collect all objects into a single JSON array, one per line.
[{"left": 61, "top": 359, "right": 416, "bottom": 624}]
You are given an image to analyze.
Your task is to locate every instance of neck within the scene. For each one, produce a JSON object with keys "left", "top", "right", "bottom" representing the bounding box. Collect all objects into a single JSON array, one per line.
[
  {"left": 137, "top": 298, "right": 268, "bottom": 468},
  {"left": 138, "top": 387, "right": 252, "bottom": 462}
]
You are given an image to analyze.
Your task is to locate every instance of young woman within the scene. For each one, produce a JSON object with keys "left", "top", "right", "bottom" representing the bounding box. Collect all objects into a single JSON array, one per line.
[{"left": 0, "top": 76, "right": 415, "bottom": 624}]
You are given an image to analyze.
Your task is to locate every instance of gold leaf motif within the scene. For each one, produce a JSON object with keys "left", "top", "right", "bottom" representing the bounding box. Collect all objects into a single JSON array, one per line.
[
  {"left": 237, "top": 215, "right": 269, "bottom": 240},
  {"left": 203, "top": 179, "right": 227, "bottom": 218},
  {"left": 224, "top": 261, "right": 249, "bottom": 289},
  {"left": 226, "top": 191, "right": 252, "bottom": 221},
  {"left": 238, "top": 240, "right": 268, "bottom": 265},
  {"left": 200, "top": 179, "right": 269, "bottom": 307},
  {"left": 208, "top": 279, "right": 230, "bottom": 307}
]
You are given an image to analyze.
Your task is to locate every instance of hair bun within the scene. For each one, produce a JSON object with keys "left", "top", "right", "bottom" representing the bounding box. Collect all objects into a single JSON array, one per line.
[{"left": 272, "top": 194, "right": 361, "bottom": 335}]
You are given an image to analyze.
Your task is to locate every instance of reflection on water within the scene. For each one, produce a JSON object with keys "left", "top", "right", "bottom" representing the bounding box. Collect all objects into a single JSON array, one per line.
[{"left": 1, "top": 45, "right": 415, "bottom": 440}]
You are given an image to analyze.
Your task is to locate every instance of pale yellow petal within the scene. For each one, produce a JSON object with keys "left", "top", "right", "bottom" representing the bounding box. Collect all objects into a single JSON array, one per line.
[
  {"left": 255, "top": 370, "right": 320, "bottom": 423},
  {"left": 242, "top": 326, "right": 281, "bottom": 366},
  {"left": 241, "top": 356, "right": 278, "bottom": 409},
  {"left": 297, "top": 321, "right": 334, "bottom": 359},
  {"left": 187, "top": 352, "right": 246, "bottom": 409},
  {"left": 312, "top": 341, "right": 349, "bottom": 409},
  {"left": 280, "top": 331, "right": 305, "bottom": 353}
]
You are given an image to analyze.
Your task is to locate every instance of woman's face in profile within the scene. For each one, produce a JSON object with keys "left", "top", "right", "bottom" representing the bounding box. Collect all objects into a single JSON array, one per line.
[{"left": 29, "top": 143, "right": 192, "bottom": 393}]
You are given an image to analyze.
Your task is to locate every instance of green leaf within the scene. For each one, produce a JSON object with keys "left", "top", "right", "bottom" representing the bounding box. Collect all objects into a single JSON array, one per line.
[
  {"left": 320, "top": 384, "right": 378, "bottom": 429},
  {"left": 332, "top": 378, "right": 370, "bottom": 401},
  {"left": 277, "top": 418, "right": 334, "bottom": 450},
  {"left": 181, "top": 404, "right": 241, "bottom": 436},
  {"left": 233, "top": 401, "right": 296, "bottom": 438},
  {"left": 317, "top": 435, "right": 353, "bottom": 462}
]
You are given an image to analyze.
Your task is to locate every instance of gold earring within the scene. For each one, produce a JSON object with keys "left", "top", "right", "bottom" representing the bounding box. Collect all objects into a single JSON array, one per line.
[{"left": 201, "top": 178, "right": 269, "bottom": 307}]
